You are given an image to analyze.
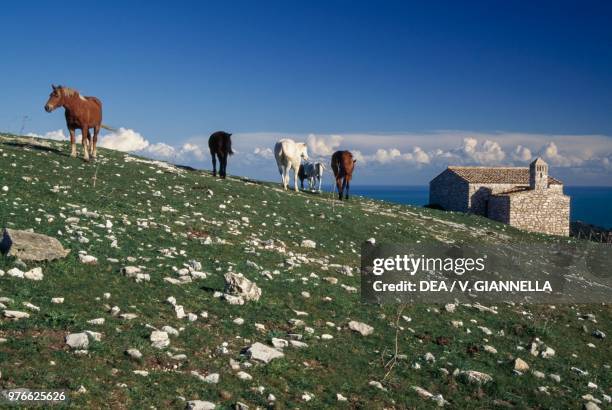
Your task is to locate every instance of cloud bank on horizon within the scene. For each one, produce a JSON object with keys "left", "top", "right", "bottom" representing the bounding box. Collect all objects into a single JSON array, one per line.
[{"left": 27, "top": 128, "right": 612, "bottom": 186}]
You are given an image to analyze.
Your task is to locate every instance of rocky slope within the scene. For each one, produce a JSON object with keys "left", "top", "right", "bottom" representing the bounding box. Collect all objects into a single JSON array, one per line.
[{"left": 0, "top": 134, "right": 610, "bottom": 409}]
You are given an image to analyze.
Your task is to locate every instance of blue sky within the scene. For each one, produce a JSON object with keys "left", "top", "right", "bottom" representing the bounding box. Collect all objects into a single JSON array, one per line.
[{"left": 2, "top": 1, "right": 612, "bottom": 184}]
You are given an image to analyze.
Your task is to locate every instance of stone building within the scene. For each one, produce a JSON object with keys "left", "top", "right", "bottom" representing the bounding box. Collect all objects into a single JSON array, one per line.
[{"left": 429, "top": 158, "right": 570, "bottom": 236}]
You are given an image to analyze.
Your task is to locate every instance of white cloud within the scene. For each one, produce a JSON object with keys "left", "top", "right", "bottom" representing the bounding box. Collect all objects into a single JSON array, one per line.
[
  {"left": 99, "top": 128, "right": 149, "bottom": 152},
  {"left": 513, "top": 145, "right": 532, "bottom": 162},
  {"left": 307, "top": 134, "right": 343, "bottom": 156},
  {"left": 458, "top": 137, "right": 505, "bottom": 164},
  {"left": 23, "top": 128, "right": 612, "bottom": 185},
  {"left": 26, "top": 129, "right": 67, "bottom": 141},
  {"left": 253, "top": 147, "right": 274, "bottom": 159},
  {"left": 145, "top": 142, "right": 176, "bottom": 159}
]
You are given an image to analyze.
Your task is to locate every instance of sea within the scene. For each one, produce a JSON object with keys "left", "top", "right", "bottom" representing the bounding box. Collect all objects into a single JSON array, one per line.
[{"left": 342, "top": 185, "right": 612, "bottom": 229}]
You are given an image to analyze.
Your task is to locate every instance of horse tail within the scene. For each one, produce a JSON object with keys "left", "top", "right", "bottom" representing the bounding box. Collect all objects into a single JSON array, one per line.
[{"left": 100, "top": 124, "right": 116, "bottom": 132}]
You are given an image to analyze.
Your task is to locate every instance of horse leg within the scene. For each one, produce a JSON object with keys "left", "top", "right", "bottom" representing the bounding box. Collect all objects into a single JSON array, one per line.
[
  {"left": 82, "top": 128, "right": 90, "bottom": 161},
  {"left": 336, "top": 177, "right": 343, "bottom": 200},
  {"left": 211, "top": 153, "right": 217, "bottom": 177},
  {"left": 221, "top": 152, "right": 228, "bottom": 178},
  {"left": 69, "top": 128, "right": 77, "bottom": 158},
  {"left": 92, "top": 125, "right": 100, "bottom": 158},
  {"left": 318, "top": 175, "right": 322, "bottom": 192},
  {"left": 345, "top": 176, "right": 351, "bottom": 200},
  {"left": 341, "top": 177, "right": 348, "bottom": 200},
  {"left": 293, "top": 165, "right": 299, "bottom": 192}
]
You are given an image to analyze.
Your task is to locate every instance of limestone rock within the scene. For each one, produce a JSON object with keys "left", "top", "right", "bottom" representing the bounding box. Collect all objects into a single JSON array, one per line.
[
  {"left": 348, "top": 320, "right": 374, "bottom": 336},
  {"left": 0, "top": 228, "right": 69, "bottom": 262},
  {"left": 3, "top": 310, "right": 30, "bottom": 320},
  {"left": 246, "top": 342, "right": 284, "bottom": 363},
  {"left": 24, "top": 267, "right": 44, "bottom": 281},
  {"left": 150, "top": 331, "right": 170, "bottom": 349},
  {"left": 458, "top": 370, "right": 493, "bottom": 385},
  {"left": 514, "top": 358, "right": 529, "bottom": 372},
  {"left": 66, "top": 333, "right": 89, "bottom": 349},
  {"left": 224, "top": 273, "right": 261, "bottom": 302},
  {"left": 186, "top": 400, "right": 216, "bottom": 410}
]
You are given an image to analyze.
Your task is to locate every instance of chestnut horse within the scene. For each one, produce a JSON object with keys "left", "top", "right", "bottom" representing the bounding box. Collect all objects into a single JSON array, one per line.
[
  {"left": 44, "top": 85, "right": 103, "bottom": 161},
  {"left": 208, "top": 131, "right": 233, "bottom": 178},
  {"left": 331, "top": 150, "right": 356, "bottom": 200}
]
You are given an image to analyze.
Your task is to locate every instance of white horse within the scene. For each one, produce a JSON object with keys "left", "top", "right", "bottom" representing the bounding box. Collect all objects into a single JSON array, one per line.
[{"left": 274, "top": 139, "right": 309, "bottom": 191}]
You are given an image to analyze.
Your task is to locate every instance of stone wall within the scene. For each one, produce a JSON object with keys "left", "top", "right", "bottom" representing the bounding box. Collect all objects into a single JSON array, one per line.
[
  {"left": 429, "top": 171, "right": 469, "bottom": 212},
  {"left": 489, "top": 190, "right": 570, "bottom": 236},
  {"left": 467, "top": 183, "right": 518, "bottom": 215},
  {"left": 487, "top": 195, "right": 510, "bottom": 224}
]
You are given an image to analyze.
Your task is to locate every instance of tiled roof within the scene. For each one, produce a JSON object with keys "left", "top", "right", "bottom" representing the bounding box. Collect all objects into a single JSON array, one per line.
[{"left": 447, "top": 166, "right": 562, "bottom": 185}]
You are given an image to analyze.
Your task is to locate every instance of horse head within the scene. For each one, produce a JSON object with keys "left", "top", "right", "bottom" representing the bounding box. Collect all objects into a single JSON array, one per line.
[
  {"left": 45, "top": 84, "right": 64, "bottom": 112},
  {"left": 298, "top": 143, "right": 309, "bottom": 161}
]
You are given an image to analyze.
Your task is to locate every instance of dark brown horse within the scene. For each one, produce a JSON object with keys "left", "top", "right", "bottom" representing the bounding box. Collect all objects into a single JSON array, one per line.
[
  {"left": 44, "top": 85, "right": 103, "bottom": 161},
  {"left": 208, "top": 131, "right": 233, "bottom": 178},
  {"left": 331, "top": 150, "right": 356, "bottom": 200}
]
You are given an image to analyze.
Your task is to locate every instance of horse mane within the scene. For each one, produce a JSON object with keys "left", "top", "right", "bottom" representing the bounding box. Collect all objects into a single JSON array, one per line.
[{"left": 58, "top": 86, "right": 81, "bottom": 97}]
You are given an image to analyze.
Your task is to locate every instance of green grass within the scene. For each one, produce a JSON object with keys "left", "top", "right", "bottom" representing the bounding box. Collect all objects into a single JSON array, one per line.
[{"left": 0, "top": 134, "right": 610, "bottom": 409}]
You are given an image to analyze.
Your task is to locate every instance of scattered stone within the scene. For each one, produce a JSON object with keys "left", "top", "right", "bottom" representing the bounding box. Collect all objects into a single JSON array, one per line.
[
  {"left": 444, "top": 303, "right": 456, "bottom": 313},
  {"left": 483, "top": 345, "right": 497, "bottom": 354},
  {"left": 0, "top": 228, "right": 69, "bottom": 261},
  {"left": 237, "top": 371, "right": 252, "bottom": 381},
  {"left": 458, "top": 370, "right": 493, "bottom": 385},
  {"left": 24, "top": 267, "right": 44, "bottom": 281},
  {"left": 368, "top": 381, "right": 387, "bottom": 391},
  {"left": 246, "top": 342, "right": 284, "bottom": 363},
  {"left": 541, "top": 346, "right": 555, "bottom": 359},
  {"left": 79, "top": 254, "right": 98, "bottom": 264},
  {"left": 66, "top": 333, "right": 89, "bottom": 349},
  {"left": 4, "top": 310, "right": 30, "bottom": 320},
  {"left": 300, "top": 239, "right": 316, "bottom": 248},
  {"left": 348, "top": 320, "right": 374, "bottom": 336},
  {"left": 126, "top": 349, "right": 142, "bottom": 360},
  {"left": 150, "top": 331, "right": 170, "bottom": 349},
  {"left": 224, "top": 273, "right": 262, "bottom": 302},
  {"left": 592, "top": 330, "right": 606, "bottom": 339},
  {"left": 514, "top": 358, "right": 529, "bottom": 372},
  {"left": 186, "top": 400, "right": 216, "bottom": 410},
  {"left": 51, "top": 297, "right": 64, "bottom": 304},
  {"left": 133, "top": 370, "right": 149, "bottom": 376}
]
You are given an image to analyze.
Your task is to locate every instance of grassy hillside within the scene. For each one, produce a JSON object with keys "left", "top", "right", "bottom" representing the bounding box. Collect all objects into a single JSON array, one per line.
[{"left": 0, "top": 134, "right": 609, "bottom": 409}]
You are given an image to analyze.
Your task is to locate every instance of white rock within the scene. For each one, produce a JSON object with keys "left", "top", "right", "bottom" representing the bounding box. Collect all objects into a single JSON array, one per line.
[
  {"left": 150, "top": 331, "right": 170, "bottom": 349},
  {"left": 51, "top": 297, "right": 64, "bottom": 304},
  {"left": 204, "top": 373, "right": 219, "bottom": 384},
  {"left": 162, "top": 326, "right": 179, "bottom": 336},
  {"left": 79, "top": 254, "right": 98, "bottom": 264},
  {"left": 247, "top": 342, "right": 284, "bottom": 363},
  {"left": 514, "top": 358, "right": 529, "bottom": 372},
  {"left": 66, "top": 333, "right": 89, "bottom": 349},
  {"left": 7, "top": 268, "right": 24, "bottom": 278},
  {"left": 233, "top": 318, "right": 245, "bottom": 325},
  {"left": 337, "top": 393, "right": 348, "bottom": 401},
  {"left": 483, "top": 345, "right": 497, "bottom": 354},
  {"left": 300, "top": 239, "right": 316, "bottom": 249},
  {"left": 458, "top": 370, "right": 493, "bottom": 385},
  {"left": 3, "top": 310, "right": 30, "bottom": 320},
  {"left": 185, "top": 400, "right": 216, "bottom": 410},
  {"left": 348, "top": 320, "right": 374, "bottom": 336},
  {"left": 224, "top": 272, "right": 261, "bottom": 302},
  {"left": 24, "top": 267, "right": 44, "bottom": 281},
  {"left": 271, "top": 338, "right": 289, "bottom": 349},
  {"left": 126, "top": 348, "right": 142, "bottom": 359},
  {"left": 237, "top": 371, "right": 252, "bottom": 381},
  {"left": 368, "top": 381, "right": 387, "bottom": 391},
  {"left": 87, "top": 318, "right": 105, "bottom": 325},
  {"left": 133, "top": 370, "right": 149, "bottom": 376}
]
